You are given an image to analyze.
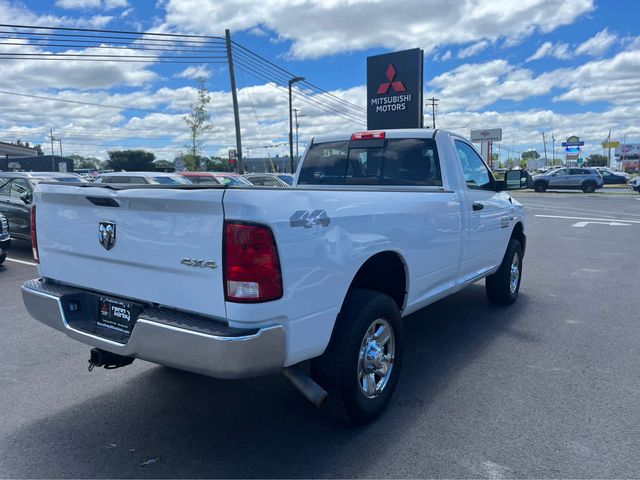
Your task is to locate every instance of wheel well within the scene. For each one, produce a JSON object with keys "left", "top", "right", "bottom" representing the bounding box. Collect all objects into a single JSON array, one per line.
[
  {"left": 511, "top": 222, "right": 525, "bottom": 254},
  {"left": 348, "top": 252, "right": 407, "bottom": 311}
]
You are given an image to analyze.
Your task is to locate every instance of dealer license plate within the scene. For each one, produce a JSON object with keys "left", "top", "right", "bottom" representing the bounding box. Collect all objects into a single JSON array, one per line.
[{"left": 97, "top": 297, "right": 134, "bottom": 335}]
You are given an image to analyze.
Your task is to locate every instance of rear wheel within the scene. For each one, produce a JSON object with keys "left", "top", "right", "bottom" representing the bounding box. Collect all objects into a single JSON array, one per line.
[
  {"left": 486, "top": 239, "right": 523, "bottom": 305},
  {"left": 582, "top": 182, "right": 596, "bottom": 193},
  {"left": 311, "top": 289, "right": 403, "bottom": 424},
  {"left": 534, "top": 182, "right": 547, "bottom": 192},
  {"left": 0, "top": 253, "right": 5, "bottom": 265}
]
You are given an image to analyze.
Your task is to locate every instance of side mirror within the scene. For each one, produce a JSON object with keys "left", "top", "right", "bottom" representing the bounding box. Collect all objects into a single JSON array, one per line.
[
  {"left": 504, "top": 170, "right": 531, "bottom": 190},
  {"left": 20, "top": 192, "right": 32, "bottom": 204}
]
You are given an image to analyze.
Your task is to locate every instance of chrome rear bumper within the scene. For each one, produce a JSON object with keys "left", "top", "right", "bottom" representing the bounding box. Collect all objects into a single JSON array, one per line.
[{"left": 22, "top": 279, "right": 284, "bottom": 379}]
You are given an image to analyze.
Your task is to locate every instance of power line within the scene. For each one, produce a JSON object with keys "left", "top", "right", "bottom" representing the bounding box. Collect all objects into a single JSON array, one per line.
[
  {"left": 232, "top": 53, "right": 365, "bottom": 123},
  {"left": 0, "top": 89, "right": 161, "bottom": 112},
  {"left": 232, "top": 41, "right": 366, "bottom": 114}
]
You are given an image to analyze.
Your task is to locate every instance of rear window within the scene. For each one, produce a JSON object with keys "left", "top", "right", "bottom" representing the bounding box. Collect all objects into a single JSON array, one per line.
[{"left": 298, "top": 138, "right": 442, "bottom": 186}]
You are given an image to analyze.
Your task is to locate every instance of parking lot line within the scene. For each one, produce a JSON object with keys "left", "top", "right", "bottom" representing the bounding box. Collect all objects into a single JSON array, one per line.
[
  {"left": 525, "top": 203, "right": 640, "bottom": 218},
  {"left": 5, "top": 257, "right": 37, "bottom": 267},
  {"left": 535, "top": 214, "right": 640, "bottom": 224}
]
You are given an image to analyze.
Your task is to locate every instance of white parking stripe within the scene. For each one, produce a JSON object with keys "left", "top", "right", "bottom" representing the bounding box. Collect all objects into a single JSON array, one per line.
[
  {"left": 525, "top": 203, "right": 640, "bottom": 218},
  {"left": 5, "top": 257, "right": 37, "bottom": 266},
  {"left": 535, "top": 214, "right": 640, "bottom": 224}
]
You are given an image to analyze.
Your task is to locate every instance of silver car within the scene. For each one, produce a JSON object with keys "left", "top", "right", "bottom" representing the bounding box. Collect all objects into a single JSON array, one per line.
[{"left": 532, "top": 167, "right": 604, "bottom": 193}]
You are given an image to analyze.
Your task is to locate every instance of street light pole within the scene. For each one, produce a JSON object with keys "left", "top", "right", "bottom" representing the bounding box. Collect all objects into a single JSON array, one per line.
[{"left": 288, "top": 76, "right": 305, "bottom": 173}]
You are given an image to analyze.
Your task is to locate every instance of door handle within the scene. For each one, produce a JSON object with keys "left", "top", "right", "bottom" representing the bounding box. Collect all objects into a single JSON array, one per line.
[{"left": 472, "top": 202, "right": 484, "bottom": 211}]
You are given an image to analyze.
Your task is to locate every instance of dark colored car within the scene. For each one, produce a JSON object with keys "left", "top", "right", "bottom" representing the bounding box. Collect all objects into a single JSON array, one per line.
[
  {"left": 532, "top": 167, "right": 604, "bottom": 193},
  {"left": 0, "top": 213, "right": 10, "bottom": 265},
  {"left": 598, "top": 169, "right": 628, "bottom": 184},
  {"left": 0, "top": 172, "right": 86, "bottom": 240}
]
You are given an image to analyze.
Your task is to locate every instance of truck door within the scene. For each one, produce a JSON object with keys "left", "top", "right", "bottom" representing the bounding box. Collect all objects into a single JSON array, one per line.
[
  {"left": 4, "top": 178, "right": 32, "bottom": 239},
  {"left": 453, "top": 140, "right": 510, "bottom": 279}
]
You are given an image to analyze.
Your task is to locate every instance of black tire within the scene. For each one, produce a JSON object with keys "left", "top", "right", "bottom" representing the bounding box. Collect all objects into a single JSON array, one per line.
[
  {"left": 534, "top": 182, "right": 547, "bottom": 192},
  {"left": 311, "top": 289, "right": 404, "bottom": 424},
  {"left": 0, "top": 253, "right": 5, "bottom": 265},
  {"left": 486, "top": 239, "right": 523, "bottom": 305},
  {"left": 582, "top": 182, "right": 596, "bottom": 193}
]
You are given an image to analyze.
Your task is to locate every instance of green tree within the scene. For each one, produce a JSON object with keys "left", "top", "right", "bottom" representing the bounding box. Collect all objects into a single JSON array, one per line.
[
  {"left": 183, "top": 77, "right": 212, "bottom": 170},
  {"left": 521, "top": 149, "right": 540, "bottom": 161},
  {"left": 106, "top": 150, "right": 155, "bottom": 171},
  {"left": 70, "top": 154, "right": 101, "bottom": 170},
  {"left": 586, "top": 153, "right": 608, "bottom": 167},
  {"left": 13, "top": 139, "right": 43, "bottom": 155}
]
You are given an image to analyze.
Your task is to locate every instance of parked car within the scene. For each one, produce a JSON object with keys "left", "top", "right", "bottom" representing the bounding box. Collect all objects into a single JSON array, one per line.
[
  {"left": 177, "top": 172, "right": 221, "bottom": 184},
  {"left": 532, "top": 167, "right": 604, "bottom": 193},
  {"left": 629, "top": 176, "right": 640, "bottom": 193},
  {"left": 276, "top": 173, "right": 294, "bottom": 186},
  {"left": 23, "top": 128, "right": 528, "bottom": 424},
  {"left": 95, "top": 172, "right": 192, "bottom": 185},
  {"left": 0, "top": 172, "right": 86, "bottom": 240},
  {"left": 0, "top": 213, "right": 10, "bottom": 265},
  {"left": 593, "top": 167, "right": 630, "bottom": 181},
  {"left": 209, "top": 172, "right": 252, "bottom": 186},
  {"left": 244, "top": 173, "right": 290, "bottom": 187}
]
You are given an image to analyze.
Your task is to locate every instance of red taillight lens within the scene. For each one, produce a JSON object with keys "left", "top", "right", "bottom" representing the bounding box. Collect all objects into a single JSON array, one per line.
[
  {"left": 30, "top": 205, "right": 39, "bottom": 264},
  {"left": 225, "top": 222, "right": 282, "bottom": 303},
  {"left": 351, "top": 131, "right": 386, "bottom": 140}
]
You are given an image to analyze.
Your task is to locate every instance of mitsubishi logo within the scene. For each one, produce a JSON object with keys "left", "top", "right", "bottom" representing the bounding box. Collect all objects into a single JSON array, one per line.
[{"left": 376, "top": 64, "right": 406, "bottom": 95}]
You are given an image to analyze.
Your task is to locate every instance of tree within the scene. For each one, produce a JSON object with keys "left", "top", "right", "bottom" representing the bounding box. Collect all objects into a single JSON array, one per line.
[
  {"left": 521, "top": 149, "right": 540, "bottom": 161},
  {"left": 106, "top": 150, "right": 155, "bottom": 171},
  {"left": 70, "top": 154, "right": 101, "bottom": 170},
  {"left": 586, "top": 153, "right": 608, "bottom": 167},
  {"left": 183, "top": 77, "right": 212, "bottom": 170},
  {"left": 12, "top": 139, "right": 43, "bottom": 155}
]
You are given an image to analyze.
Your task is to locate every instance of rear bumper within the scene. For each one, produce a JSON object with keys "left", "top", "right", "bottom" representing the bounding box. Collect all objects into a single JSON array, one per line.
[{"left": 21, "top": 278, "right": 285, "bottom": 379}]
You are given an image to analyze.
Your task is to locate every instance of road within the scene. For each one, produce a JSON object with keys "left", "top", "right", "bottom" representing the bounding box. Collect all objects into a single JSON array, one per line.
[{"left": 1, "top": 193, "right": 639, "bottom": 478}]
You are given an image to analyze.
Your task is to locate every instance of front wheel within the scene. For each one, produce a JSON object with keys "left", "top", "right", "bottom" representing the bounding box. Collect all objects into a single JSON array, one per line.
[
  {"left": 582, "top": 182, "right": 596, "bottom": 193},
  {"left": 311, "top": 289, "right": 404, "bottom": 424},
  {"left": 534, "top": 182, "right": 547, "bottom": 192},
  {"left": 486, "top": 239, "right": 523, "bottom": 305}
]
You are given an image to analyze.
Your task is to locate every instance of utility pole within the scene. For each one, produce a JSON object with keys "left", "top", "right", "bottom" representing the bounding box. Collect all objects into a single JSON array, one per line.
[
  {"left": 225, "top": 29, "right": 243, "bottom": 173},
  {"left": 49, "top": 128, "right": 56, "bottom": 172},
  {"left": 426, "top": 97, "right": 439, "bottom": 129},
  {"left": 542, "top": 132, "right": 548, "bottom": 167},
  {"left": 551, "top": 133, "right": 556, "bottom": 165},
  {"left": 293, "top": 109, "right": 305, "bottom": 164},
  {"left": 288, "top": 76, "right": 305, "bottom": 173}
]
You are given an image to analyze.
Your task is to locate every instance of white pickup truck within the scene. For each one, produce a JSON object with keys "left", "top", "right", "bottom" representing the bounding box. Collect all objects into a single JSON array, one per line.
[{"left": 22, "top": 129, "right": 527, "bottom": 423}]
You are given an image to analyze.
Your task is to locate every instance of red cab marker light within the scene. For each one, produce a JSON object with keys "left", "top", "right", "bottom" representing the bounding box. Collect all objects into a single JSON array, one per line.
[{"left": 351, "top": 131, "right": 386, "bottom": 141}]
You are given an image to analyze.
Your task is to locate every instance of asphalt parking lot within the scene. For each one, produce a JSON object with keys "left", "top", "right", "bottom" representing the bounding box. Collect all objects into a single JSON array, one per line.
[{"left": 1, "top": 192, "right": 639, "bottom": 478}]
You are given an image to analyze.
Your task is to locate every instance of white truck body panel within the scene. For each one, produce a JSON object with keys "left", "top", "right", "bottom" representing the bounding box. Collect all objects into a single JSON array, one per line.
[{"left": 35, "top": 186, "right": 227, "bottom": 318}]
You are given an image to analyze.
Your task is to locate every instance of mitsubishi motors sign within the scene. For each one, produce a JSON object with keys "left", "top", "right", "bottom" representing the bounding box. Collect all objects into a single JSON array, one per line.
[{"left": 367, "top": 48, "right": 424, "bottom": 130}]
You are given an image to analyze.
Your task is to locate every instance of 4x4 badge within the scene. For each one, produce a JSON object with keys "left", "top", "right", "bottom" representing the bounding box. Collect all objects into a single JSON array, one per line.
[{"left": 98, "top": 221, "right": 116, "bottom": 250}]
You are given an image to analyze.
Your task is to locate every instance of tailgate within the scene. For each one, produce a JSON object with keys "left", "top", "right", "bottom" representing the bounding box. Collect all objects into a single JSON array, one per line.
[{"left": 35, "top": 184, "right": 227, "bottom": 318}]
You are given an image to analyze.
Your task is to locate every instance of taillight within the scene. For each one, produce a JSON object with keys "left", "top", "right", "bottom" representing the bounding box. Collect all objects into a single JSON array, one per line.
[
  {"left": 30, "top": 205, "right": 39, "bottom": 264},
  {"left": 224, "top": 222, "right": 282, "bottom": 303},
  {"left": 351, "top": 131, "right": 386, "bottom": 140}
]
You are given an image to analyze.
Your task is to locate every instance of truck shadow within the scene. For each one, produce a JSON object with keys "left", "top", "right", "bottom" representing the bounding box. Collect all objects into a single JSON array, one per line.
[{"left": 3, "top": 285, "right": 533, "bottom": 478}]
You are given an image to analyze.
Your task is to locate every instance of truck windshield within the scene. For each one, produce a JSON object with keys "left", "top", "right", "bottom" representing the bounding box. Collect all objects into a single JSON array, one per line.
[{"left": 298, "top": 138, "right": 442, "bottom": 186}]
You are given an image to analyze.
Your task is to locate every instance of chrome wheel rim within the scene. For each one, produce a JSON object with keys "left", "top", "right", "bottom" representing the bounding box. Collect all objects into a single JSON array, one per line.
[
  {"left": 510, "top": 252, "right": 520, "bottom": 294},
  {"left": 358, "top": 318, "right": 395, "bottom": 399}
]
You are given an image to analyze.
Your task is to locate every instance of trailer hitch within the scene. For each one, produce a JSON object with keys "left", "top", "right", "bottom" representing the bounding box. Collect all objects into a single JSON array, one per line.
[{"left": 88, "top": 348, "right": 135, "bottom": 372}]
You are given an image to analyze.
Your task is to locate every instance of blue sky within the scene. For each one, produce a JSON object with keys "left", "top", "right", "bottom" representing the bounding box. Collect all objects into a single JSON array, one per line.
[{"left": 0, "top": 0, "right": 638, "bottom": 163}]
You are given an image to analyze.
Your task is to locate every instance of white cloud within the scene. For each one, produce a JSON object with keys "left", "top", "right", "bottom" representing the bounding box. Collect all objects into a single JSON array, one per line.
[
  {"left": 0, "top": 0, "right": 113, "bottom": 27},
  {"left": 441, "top": 50, "right": 452, "bottom": 61},
  {"left": 575, "top": 28, "right": 617, "bottom": 56},
  {"left": 527, "top": 41, "right": 572, "bottom": 61},
  {"left": 55, "top": 0, "right": 128, "bottom": 9},
  {"left": 159, "top": 0, "right": 594, "bottom": 59},
  {"left": 175, "top": 65, "right": 212, "bottom": 79},
  {"left": 457, "top": 40, "right": 490, "bottom": 59}
]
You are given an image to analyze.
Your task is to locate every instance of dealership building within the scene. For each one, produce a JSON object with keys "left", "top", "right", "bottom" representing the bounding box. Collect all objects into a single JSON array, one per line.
[{"left": 0, "top": 141, "right": 73, "bottom": 172}]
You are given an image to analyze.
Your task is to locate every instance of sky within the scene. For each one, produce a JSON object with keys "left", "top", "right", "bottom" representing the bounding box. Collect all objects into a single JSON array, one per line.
[{"left": 0, "top": 0, "right": 638, "bottom": 164}]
